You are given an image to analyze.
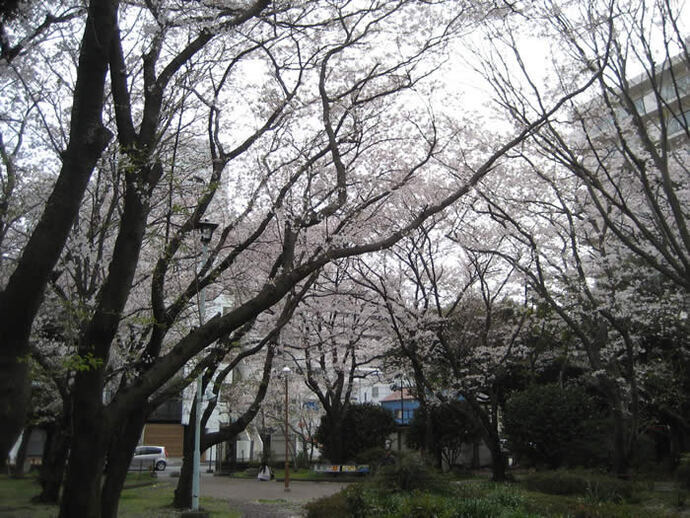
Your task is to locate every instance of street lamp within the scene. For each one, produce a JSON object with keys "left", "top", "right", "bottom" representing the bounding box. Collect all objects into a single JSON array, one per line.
[
  {"left": 282, "top": 366, "right": 291, "bottom": 492},
  {"left": 391, "top": 372, "right": 405, "bottom": 453},
  {"left": 192, "top": 219, "right": 218, "bottom": 513}
]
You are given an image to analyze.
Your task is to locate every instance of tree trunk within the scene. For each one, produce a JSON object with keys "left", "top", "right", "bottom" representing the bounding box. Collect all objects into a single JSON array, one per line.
[
  {"left": 34, "top": 422, "right": 70, "bottom": 504},
  {"left": 435, "top": 446, "right": 443, "bottom": 471},
  {"left": 611, "top": 405, "right": 630, "bottom": 477},
  {"left": 471, "top": 441, "right": 480, "bottom": 469},
  {"left": 59, "top": 370, "right": 109, "bottom": 518},
  {"left": 0, "top": 0, "right": 117, "bottom": 463},
  {"left": 461, "top": 395, "right": 509, "bottom": 481},
  {"left": 327, "top": 418, "right": 347, "bottom": 463},
  {"left": 0, "top": 359, "right": 29, "bottom": 469},
  {"left": 598, "top": 376, "right": 630, "bottom": 477},
  {"left": 11, "top": 426, "right": 33, "bottom": 477},
  {"left": 260, "top": 432, "right": 271, "bottom": 465},
  {"left": 173, "top": 424, "right": 195, "bottom": 509},
  {"left": 101, "top": 409, "right": 147, "bottom": 518},
  {"left": 487, "top": 441, "right": 509, "bottom": 482}
]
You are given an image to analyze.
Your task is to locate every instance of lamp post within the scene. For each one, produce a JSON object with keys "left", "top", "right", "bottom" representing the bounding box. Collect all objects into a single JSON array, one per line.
[
  {"left": 192, "top": 220, "right": 218, "bottom": 512},
  {"left": 393, "top": 372, "right": 404, "bottom": 453},
  {"left": 282, "top": 366, "right": 291, "bottom": 492}
]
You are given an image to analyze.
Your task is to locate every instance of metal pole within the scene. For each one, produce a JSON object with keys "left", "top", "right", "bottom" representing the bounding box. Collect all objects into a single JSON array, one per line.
[
  {"left": 283, "top": 367, "right": 290, "bottom": 491},
  {"left": 283, "top": 365, "right": 290, "bottom": 491},
  {"left": 398, "top": 383, "right": 403, "bottom": 453},
  {"left": 192, "top": 238, "right": 208, "bottom": 511}
]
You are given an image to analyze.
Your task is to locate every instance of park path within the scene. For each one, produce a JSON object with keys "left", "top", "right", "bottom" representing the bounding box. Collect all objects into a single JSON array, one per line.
[{"left": 162, "top": 473, "right": 350, "bottom": 518}]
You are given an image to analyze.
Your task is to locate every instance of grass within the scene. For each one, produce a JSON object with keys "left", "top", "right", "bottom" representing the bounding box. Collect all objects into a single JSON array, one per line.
[
  {"left": 277, "top": 468, "right": 366, "bottom": 481},
  {"left": 0, "top": 474, "right": 241, "bottom": 518},
  {"left": 229, "top": 467, "right": 366, "bottom": 482}
]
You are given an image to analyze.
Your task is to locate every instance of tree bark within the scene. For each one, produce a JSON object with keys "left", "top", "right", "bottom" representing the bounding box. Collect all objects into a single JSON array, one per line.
[
  {"left": 59, "top": 368, "right": 109, "bottom": 518},
  {"left": 471, "top": 441, "right": 480, "bottom": 469},
  {"left": 609, "top": 393, "right": 630, "bottom": 477},
  {"left": 173, "top": 423, "right": 195, "bottom": 509},
  {"left": 487, "top": 440, "right": 509, "bottom": 482},
  {"left": 0, "top": 0, "right": 117, "bottom": 462},
  {"left": 461, "top": 395, "right": 509, "bottom": 481},
  {"left": 11, "top": 425, "right": 32, "bottom": 477},
  {"left": 34, "top": 422, "right": 70, "bottom": 504},
  {"left": 101, "top": 408, "right": 147, "bottom": 518}
]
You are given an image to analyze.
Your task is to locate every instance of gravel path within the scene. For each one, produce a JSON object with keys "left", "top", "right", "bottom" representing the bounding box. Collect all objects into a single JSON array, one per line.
[{"left": 162, "top": 472, "right": 349, "bottom": 518}]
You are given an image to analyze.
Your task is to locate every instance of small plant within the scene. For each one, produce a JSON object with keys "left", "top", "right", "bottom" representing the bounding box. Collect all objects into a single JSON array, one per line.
[
  {"left": 487, "top": 484, "right": 524, "bottom": 509},
  {"left": 397, "top": 492, "right": 448, "bottom": 518},
  {"left": 305, "top": 485, "right": 355, "bottom": 518},
  {"left": 524, "top": 471, "right": 588, "bottom": 495},
  {"left": 523, "top": 471, "right": 633, "bottom": 503},
  {"left": 373, "top": 453, "right": 452, "bottom": 495}
]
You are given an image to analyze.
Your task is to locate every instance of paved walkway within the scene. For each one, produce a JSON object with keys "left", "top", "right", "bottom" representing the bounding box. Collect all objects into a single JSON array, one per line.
[{"left": 161, "top": 472, "right": 350, "bottom": 517}]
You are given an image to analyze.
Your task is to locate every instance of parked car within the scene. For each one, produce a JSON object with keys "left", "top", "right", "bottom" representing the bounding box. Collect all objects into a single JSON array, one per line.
[{"left": 131, "top": 445, "right": 168, "bottom": 471}]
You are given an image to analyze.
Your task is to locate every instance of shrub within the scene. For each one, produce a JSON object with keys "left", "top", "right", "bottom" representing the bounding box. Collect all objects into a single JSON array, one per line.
[
  {"left": 406, "top": 400, "right": 482, "bottom": 469},
  {"left": 305, "top": 485, "right": 354, "bottom": 518},
  {"left": 316, "top": 403, "right": 396, "bottom": 463},
  {"left": 397, "top": 492, "right": 449, "bottom": 518},
  {"left": 523, "top": 471, "right": 633, "bottom": 503},
  {"left": 504, "top": 383, "right": 605, "bottom": 469},
  {"left": 373, "top": 453, "right": 453, "bottom": 495},
  {"left": 355, "top": 446, "right": 388, "bottom": 466},
  {"left": 306, "top": 478, "right": 540, "bottom": 518}
]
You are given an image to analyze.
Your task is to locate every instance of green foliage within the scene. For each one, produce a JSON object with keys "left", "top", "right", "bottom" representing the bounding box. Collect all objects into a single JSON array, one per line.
[
  {"left": 62, "top": 352, "right": 104, "bottom": 373},
  {"left": 307, "top": 471, "right": 682, "bottom": 518},
  {"left": 315, "top": 403, "right": 396, "bottom": 463},
  {"left": 406, "top": 400, "right": 481, "bottom": 467},
  {"left": 305, "top": 490, "right": 351, "bottom": 518},
  {"left": 307, "top": 480, "right": 538, "bottom": 518},
  {"left": 523, "top": 471, "right": 634, "bottom": 503},
  {"left": 373, "top": 453, "right": 453, "bottom": 495},
  {"left": 354, "top": 446, "right": 389, "bottom": 465},
  {"left": 503, "top": 383, "right": 605, "bottom": 468}
]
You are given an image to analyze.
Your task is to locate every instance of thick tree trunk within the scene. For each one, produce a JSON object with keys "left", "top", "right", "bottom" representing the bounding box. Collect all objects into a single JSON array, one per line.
[
  {"left": 434, "top": 447, "right": 443, "bottom": 471},
  {"left": 461, "top": 395, "right": 509, "bottom": 481},
  {"left": 597, "top": 376, "right": 630, "bottom": 477},
  {"left": 101, "top": 409, "right": 147, "bottom": 518},
  {"left": 34, "top": 422, "right": 70, "bottom": 504},
  {"left": 611, "top": 405, "right": 630, "bottom": 477},
  {"left": 326, "top": 418, "right": 347, "bottom": 463},
  {"left": 488, "top": 442, "right": 509, "bottom": 482},
  {"left": 471, "top": 441, "right": 480, "bottom": 469},
  {"left": 59, "top": 369, "right": 109, "bottom": 518},
  {"left": 0, "top": 0, "right": 117, "bottom": 463},
  {"left": 0, "top": 360, "right": 29, "bottom": 468},
  {"left": 11, "top": 426, "right": 33, "bottom": 477},
  {"left": 173, "top": 423, "right": 195, "bottom": 509}
]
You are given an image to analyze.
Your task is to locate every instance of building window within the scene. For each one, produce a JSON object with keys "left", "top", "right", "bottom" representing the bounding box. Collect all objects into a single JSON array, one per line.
[
  {"left": 668, "top": 109, "right": 690, "bottom": 135},
  {"left": 372, "top": 387, "right": 379, "bottom": 398}
]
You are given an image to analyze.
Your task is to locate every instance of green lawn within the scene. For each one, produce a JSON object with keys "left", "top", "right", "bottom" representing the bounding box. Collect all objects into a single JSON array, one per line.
[{"left": 0, "top": 474, "right": 241, "bottom": 518}]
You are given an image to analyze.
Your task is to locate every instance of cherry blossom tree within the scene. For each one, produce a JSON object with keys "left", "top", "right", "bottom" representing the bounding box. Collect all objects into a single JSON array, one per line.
[
  {"left": 281, "top": 263, "right": 390, "bottom": 464},
  {"left": 0, "top": 0, "right": 114, "bottom": 462},
  {"left": 465, "top": 0, "right": 690, "bottom": 475},
  {"left": 0, "top": 1, "right": 606, "bottom": 515},
  {"left": 354, "top": 223, "right": 533, "bottom": 481},
  {"left": 171, "top": 278, "right": 316, "bottom": 509}
]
